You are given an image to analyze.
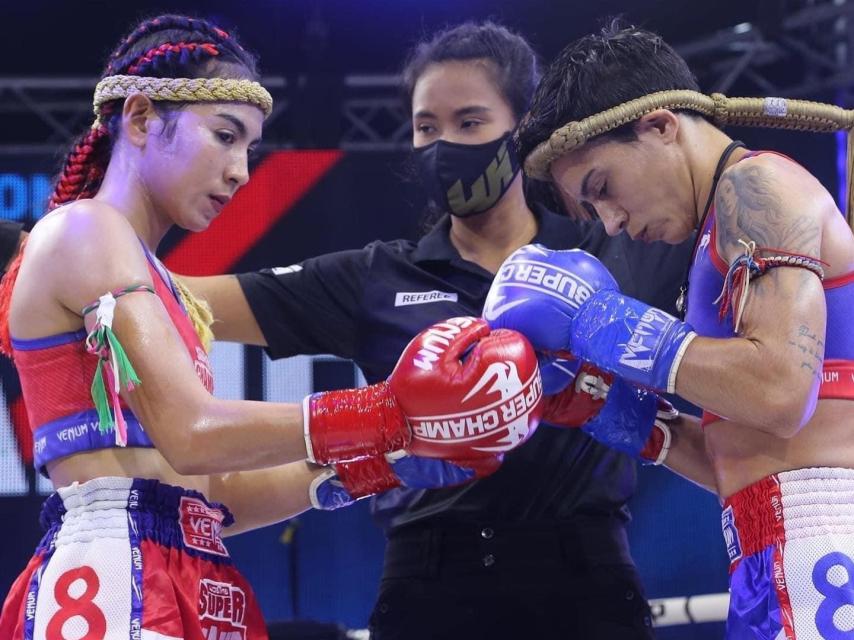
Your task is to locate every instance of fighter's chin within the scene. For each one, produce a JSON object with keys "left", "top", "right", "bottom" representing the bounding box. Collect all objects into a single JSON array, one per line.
[{"left": 178, "top": 213, "right": 215, "bottom": 233}]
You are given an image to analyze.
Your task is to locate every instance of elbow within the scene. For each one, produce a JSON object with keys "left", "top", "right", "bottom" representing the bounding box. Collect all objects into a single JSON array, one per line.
[
  {"left": 750, "top": 383, "right": 818, "bottom": 439},
  {"left": 167, "top": 445, "right": 208, "bottom": 476},
  {"left": 164, "top": 424, "right": 218, "bottom": 475},
  {"left": 156, "top": 409, "right": 220, "bottom": 476}
]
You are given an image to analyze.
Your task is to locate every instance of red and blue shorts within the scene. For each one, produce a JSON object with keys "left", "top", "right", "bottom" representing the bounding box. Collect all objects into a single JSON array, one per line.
[
  {"left": 0, "top": 476, "right": 268, "bottom": 639},
  {"left": 724, "top": 467, "right": 854, "bottom": 639}
]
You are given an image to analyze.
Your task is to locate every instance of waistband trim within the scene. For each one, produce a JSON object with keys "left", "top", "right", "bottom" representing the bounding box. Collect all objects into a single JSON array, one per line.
[
  {"left": 722, "top": 467, "right": 854, "bottom": 572},
  {"left": 41, "top": 477, "right": 234, "bottom": 560}
]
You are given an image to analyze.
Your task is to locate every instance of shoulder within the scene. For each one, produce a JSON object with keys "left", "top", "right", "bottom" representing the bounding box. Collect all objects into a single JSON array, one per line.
[
  {"left": 362, "top": 238, "right": 418, "bottom": 263},
  {"left": 714, "top": 153, "right": 830, "bottom": 260},
  {"left": 30, "top": 200, "right": 141, "bottom": 256},
  {"left": 25, "top": 200, "right": 152, "bottom": 312},
  {"left": 719, "top": 153, "right": 833, "bottom": 215}
]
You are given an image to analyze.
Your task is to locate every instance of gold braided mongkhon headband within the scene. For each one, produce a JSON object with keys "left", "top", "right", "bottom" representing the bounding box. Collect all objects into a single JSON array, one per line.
[
  {"left": 92, "top": 75, "right": 274, "bottom": 127},
  {"left": 523, "top": 90, "right": 854, "bottom": 232}
]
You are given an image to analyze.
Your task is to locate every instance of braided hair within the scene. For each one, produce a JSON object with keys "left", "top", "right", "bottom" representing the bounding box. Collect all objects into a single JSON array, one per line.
[
  {"left": 0, "top": 15, "right": 260, "bottom": 356},
  {"left": 49, "top": 14, "right": 259, "bottom": 210}
]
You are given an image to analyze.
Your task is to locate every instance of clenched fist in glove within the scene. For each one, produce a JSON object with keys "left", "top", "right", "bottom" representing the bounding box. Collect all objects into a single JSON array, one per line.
[
  {"left": 541, "top": 361, "right": 677, "bottom": 465},
  {"left": 303, "top": 316, "right": 544, "bottom": 468},
  {"left": 484, "top": 244, "right": 696, "bottom": 394}
]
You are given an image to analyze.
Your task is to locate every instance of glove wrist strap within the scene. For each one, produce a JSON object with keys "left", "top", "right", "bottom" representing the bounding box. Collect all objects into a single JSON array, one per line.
[{"left": 304, "top": 382, "right": 408, "bottom": 465}]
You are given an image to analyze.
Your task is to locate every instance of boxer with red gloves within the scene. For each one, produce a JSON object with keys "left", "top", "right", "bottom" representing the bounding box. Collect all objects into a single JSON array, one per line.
[{"left": 309, "top": 316, "right": 543, "bottom": 509}]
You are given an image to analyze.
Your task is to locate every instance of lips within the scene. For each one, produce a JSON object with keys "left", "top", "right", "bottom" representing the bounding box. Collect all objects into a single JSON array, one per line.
[{"left": 209, "top": 195, "right": 229, "bottom": 214}]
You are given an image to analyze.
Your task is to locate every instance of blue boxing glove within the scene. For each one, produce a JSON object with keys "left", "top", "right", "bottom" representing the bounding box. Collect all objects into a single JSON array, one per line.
[
  {"left": 578, "top": 374, "right": 676, "bottom": 465},
  {"left": 570, "top": 289, "right": 696, "bottom": 393},
  {"left": 485, "top": 244, "right": 696, "bottom": 393},
  {"left": 483, "top": 244, "right": 619, "bottom": 354},
  {"left": 541, "top": 363, "right": 676, "bottom": 465},
  {"left": 309, "top": 452, "right": 502, "bottom": 511}
]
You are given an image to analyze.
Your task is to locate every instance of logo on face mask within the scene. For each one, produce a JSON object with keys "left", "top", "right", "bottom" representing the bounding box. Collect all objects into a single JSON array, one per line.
[
  {"left": 414, "top": 132, "right": 521, "bottom": 218},
  {"left": 446, "top": 141, "right": 517, "bottom": 216}
]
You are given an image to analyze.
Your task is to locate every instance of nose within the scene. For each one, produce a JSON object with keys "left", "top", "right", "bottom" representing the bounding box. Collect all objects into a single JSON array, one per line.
[
  {"left": 226, "top": 152, "right": 250, "bottom": 189},
  {"left": 597, "top": 204, "right": 628, "bottom": 237}
]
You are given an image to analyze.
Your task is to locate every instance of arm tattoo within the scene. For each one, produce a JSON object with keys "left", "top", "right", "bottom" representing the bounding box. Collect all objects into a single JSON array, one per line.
[
  {"left": 714, "top": 163, "right": 820, "bottom": 259},
  {"left": 787, "top": 323, "right": 825, "bottom": 379}
]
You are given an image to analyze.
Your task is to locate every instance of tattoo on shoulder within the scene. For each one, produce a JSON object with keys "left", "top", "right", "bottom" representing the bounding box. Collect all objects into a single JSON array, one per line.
[
  {"left": 787, "top": 323, "right": 825, "bottom": 379},
  {"left": 714, "top": 163, "right": 820, "bottom": 259}
]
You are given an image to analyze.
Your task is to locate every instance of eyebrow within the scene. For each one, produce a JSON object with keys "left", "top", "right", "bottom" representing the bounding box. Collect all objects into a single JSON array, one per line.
[
  {"left": 216, "top": 112, "right": 262, "bottom": 146},
  {"left": 580, "top": 169, "right": 595, "bottom": 199},
  {"left": 412, "top": 105, "right": 492, "bottom": 119}
]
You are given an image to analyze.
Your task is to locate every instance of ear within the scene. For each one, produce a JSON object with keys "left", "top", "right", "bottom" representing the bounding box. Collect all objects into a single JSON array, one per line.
[
  {"left": 634, "top": 109, "right": 680, "bottom": 144},
  {"left": 120, "top": 93, "right": 159, "bottom": 148}
]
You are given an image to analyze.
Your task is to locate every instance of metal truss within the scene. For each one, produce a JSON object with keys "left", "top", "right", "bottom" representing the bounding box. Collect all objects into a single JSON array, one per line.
[
  {"left": 2, "top": 0, "right": 853, "bottom": 154},
  {"left": 677, "top": 0, "right": 854, "bottom": 100},
  {"left": 0, "top": 76, "right": 289, "bottom": 156}
]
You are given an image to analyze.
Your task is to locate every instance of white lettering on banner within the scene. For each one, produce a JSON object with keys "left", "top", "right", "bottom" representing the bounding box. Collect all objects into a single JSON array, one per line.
[
  {"left": 394, "top": 290, "right": 459, "bottom": 307},
  {"left": 412, "top": 317, "right": 476, "bottom": 371}
]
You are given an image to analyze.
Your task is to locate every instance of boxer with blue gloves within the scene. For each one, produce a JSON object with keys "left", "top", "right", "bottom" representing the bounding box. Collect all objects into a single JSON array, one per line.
[
  {"left": 485, "top": 243, "right": 695, "bottom": 393},
  {"left": 484, "top": 244, "right": 680, "bottom": 465}
]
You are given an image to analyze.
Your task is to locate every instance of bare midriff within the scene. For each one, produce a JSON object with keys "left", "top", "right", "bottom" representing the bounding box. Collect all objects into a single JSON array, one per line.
[
  {"left": 46, "top": 447, "right": 210, "bottom": 495},
  {"left": 706, "top": 399, "right": 854, "bottom": 498}
]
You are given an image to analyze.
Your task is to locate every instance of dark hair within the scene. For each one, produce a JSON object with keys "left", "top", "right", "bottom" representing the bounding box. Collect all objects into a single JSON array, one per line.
[
  {"left": 401, "top": 22, "right": 540, "bottom": 231},
  {"left": 49, "top": 14, "right": 259, "bottom": 210},
  {"left": 517, "top": 22, "right": 701, "bottom": 163},
  {"left": 402, "top": 21, "right": 540, "bottom": 121}
]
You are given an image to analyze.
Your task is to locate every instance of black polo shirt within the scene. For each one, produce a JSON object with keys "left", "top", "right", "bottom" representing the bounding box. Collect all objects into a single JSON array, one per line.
[{"left": 237, "top": 209, "right": 692, "bottom": 531}]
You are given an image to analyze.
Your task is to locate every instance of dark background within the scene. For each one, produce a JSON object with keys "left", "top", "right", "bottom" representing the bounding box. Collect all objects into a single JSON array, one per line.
[{"left": 1, "top": 0, "right": 770, "bottom": 76}]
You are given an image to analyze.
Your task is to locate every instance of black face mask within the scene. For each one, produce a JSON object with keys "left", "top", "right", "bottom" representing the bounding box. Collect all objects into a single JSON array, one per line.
[{"left": 413, "top": 131, "right": 521, "bottom": 218}]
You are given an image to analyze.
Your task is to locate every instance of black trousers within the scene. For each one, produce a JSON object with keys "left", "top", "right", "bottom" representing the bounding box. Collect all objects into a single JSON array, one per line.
[{"left": 368, "top": 519, "right": 655, "bottom": 640}]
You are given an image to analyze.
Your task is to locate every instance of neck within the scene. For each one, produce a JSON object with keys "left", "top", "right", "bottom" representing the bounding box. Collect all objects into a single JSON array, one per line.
[
  {"left": 448, "top": 175, "right": 538, "bottom": 274},
  {"left": 94, "top": 150, "right": 171, "bottom": 251},
  {"left": 683, "top": 123, "right": 749, "bottom": 227}
]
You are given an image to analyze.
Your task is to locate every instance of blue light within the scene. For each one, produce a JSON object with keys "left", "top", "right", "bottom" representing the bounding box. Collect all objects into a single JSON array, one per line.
[
  {"left": 0, "top": 173, "right": 52, "bottom": 221},
  {"left": 837, "top": 129, "right": 847, "bottom": 212}
]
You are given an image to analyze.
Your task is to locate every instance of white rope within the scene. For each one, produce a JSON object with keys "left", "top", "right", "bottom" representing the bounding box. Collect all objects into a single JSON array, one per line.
[{"left": 649, "top": 592, "right": 730, "bottom": 627}]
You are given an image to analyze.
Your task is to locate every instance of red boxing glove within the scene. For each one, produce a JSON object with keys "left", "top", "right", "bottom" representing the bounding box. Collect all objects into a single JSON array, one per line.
[
  {"left": 304, "top": 382, "right": 408, "bottom": 465},
  {"left": 389, "top": 316, "right": 543, "bottom": 462},
  {"left": 304, "top": 316, "right": 543, "bottom": 466}
]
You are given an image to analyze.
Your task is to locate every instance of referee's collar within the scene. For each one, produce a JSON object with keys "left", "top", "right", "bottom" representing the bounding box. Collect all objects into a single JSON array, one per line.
[{"left": 411, "top": 206, "right": 576, "bottom": 265}]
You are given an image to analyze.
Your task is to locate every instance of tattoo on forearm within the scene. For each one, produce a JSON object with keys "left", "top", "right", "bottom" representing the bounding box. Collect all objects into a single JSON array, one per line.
[
  {"left": 714, "top": 164, "right": 820, "bottom": 259},
  {"left": 787, "top": 324, "right": 825, "bottom": 378}
]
